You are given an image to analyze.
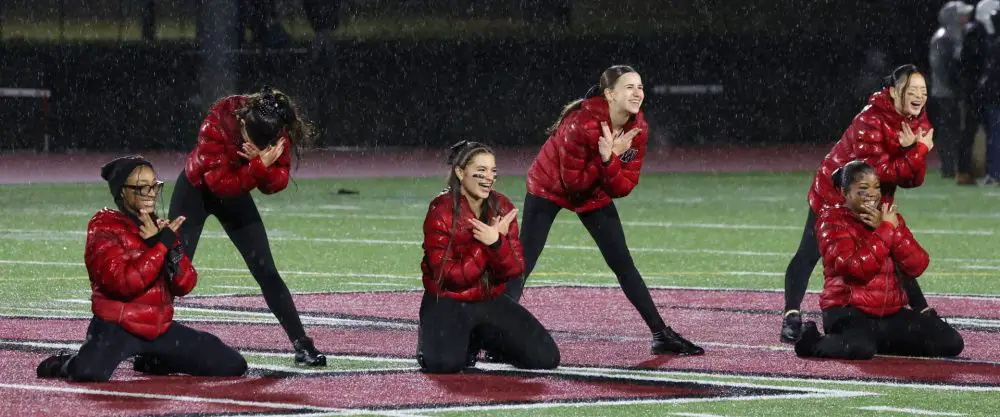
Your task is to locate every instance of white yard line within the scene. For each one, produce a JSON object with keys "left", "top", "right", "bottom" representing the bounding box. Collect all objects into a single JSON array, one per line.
[{"left": 855, "top": 406, "right": 966, "bottom": 416}]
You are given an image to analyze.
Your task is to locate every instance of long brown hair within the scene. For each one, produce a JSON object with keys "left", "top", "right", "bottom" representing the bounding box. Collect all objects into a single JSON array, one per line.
[
  {"left": 546, "top": 65, "right": 638, "bottom": 135},
  {"left": 234, "top": 86, "right": 317, "bottom": 167},
  {"left": 435, "top": 140, "right": 501, "bottom": 292}
]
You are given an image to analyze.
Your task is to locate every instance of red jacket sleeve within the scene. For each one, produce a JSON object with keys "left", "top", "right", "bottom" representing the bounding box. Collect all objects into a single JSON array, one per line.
[
  {"left": 484, "top": 205, "right": 524, "bottom": 282},
  {"left": 599, "top": 131, "right": 647, "bottom": 198},
  {"left": 891, "top": 215, "right": 929, "bottom": 279},
  {"left": 817, "top": 214, "right": 896, "bottom": 284},
  {"left": 422, "top": 205, "right": 489, "bottom": 289},
  {"left": 168, "top": 253, "right": 198, "bottom": 297},
  {"left": 85, "top": 228, "right": 167, "bottom": 300},
  {"left": 850, "top": 116, "right": 929, "bottom": 188},
  {"left": 557, "top": 120, "right": 599, "bottom": 194}
]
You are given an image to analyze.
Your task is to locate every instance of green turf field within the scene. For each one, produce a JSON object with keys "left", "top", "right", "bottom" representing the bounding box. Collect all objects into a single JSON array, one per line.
[{"left": 1, "top": 171, "right": 997, "bottom": 416}]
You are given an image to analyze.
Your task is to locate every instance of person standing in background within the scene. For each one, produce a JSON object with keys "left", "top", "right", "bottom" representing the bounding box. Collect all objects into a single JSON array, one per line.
[{"left": 930, "top": 1, "right": 975, "bottom": 180}]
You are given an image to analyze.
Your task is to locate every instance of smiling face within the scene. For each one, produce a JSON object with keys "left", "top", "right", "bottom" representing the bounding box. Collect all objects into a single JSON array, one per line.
[
  {"left": 454, "top": 151, "right": 496, "bottom": 202},
  {"left": 121, "top": 166, "right": 163, "bottom": 215},
  {"left": 890, "top": 72, "right": 928, "bottom": 118},
  {"left": 604, "top": 71, "right": 644, "bottom": 115},
  {"left": 842, "top": 170, "right": 881, "bottom": 215}
]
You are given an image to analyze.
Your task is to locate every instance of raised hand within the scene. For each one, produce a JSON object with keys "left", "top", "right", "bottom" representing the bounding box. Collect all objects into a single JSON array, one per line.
[
  {"left": 916, "top": 127, "right": 934, "bottom": 151},
  {"left": 468, "top": 217, "right": 500, "bottom": 246},
  {"left": 880, "top": 202, "right": 899, "bottom": 228},
  {"left": 612, "top": 127, "right": 641, "bottom": 156},
  {"left": 138, "top": 211, "right": 159, "bottom": 239},
  {"left": 260, "top": 138, "right": 287, "bottom": 168},
  {"left": 598, "top": 122, "right": 615, "bottom": 163},
  {"left": 491, "top": 209, "right": 518, "bottom": 236},
  {"left": 165, "top": 216, "right": 186, "bottom": 233},
  {"left": 898, "top": 123, "right": 917, "bottom": 148},
  {"left": 236, "top": 121, "right": 262, "bottom": 160}
]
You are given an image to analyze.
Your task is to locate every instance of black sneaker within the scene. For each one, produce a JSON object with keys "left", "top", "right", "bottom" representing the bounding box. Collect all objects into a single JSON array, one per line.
[
  {"left": 651, "top": 327, "right": 705, "bottom": 355},
  {"left": 133, "top": 353, "right": 172, "bottom": 375},
  {"left": 466, "top": 350, "right": 479, "bottom": 368},
  {"left": 794, "top": 321, "right": 823, "bottom": 357},
  {"left": 781, "top": 311, "right": 803, "bottom": 343},
  {"left": 37, "top": 352, "right": 74, "bottom": 378},
  {"left": 482, "top": 350, "right": 506, "bottom": 363},
  {"left": 293, "top": 337, "right": 327, "bottom": 367}
]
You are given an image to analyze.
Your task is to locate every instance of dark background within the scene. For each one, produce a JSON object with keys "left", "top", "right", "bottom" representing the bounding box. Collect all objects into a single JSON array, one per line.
[{"left": 0, "top": 0, "right": 945, "bottom": 152}]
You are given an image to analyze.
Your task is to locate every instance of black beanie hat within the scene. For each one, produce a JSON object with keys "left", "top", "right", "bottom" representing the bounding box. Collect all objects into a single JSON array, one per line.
[{"left": 100, "top": 155, "right": 153, "bottom": 205}]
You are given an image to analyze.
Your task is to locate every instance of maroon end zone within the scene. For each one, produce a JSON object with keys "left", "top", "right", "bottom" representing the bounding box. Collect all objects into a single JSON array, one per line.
[
  {"left": 0, "top": 348, "right": 794, "bottom": 417},
  {"left": 173, "top": 287, "right": 1000, "bottom": 386}
]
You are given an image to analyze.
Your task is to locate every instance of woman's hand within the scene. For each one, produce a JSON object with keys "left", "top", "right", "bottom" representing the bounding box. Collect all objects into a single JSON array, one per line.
[{"left": 468, "top": 218, "right": 500, "bottom": 246}]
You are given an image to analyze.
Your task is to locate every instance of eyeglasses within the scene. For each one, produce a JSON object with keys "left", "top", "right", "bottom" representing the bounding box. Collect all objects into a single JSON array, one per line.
[{"left": 122, "top": 181, "right": 164, "bottom": 196}]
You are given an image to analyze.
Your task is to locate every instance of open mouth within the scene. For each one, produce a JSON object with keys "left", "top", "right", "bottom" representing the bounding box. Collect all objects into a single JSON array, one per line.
[
  {"left": 477, "top": 181, "right": 493, "bottom": 194},
  {"left": 862, "top": 199, "right": 879, "bottom": 211},
  {"left": 909, "top": 100, "right": 923, "bottom": 110}
]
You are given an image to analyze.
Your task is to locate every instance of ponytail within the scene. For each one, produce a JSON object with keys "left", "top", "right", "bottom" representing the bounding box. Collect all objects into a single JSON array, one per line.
[{"left": 546, "top": 98, "right": 586, "bottom": 135}]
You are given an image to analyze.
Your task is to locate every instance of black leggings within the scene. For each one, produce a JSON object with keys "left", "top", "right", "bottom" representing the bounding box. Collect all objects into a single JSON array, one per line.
[
  {"left": 803, "top": 306, "right": 964, "bottom": 359},
  {"left": 168, "top": 172, "right": 308, "bottom": 343},
  {"left": 504, "top": 193, "right": 667, "bottom": 333},
  {"left": 783, "top": 208, "right": 930, "bottom": 313},
  {"left": 66, "top": 317, "right": 246, "bottom": 382},
  {"left": 416, "top": 292, "right": 560, "bottom": 374}
]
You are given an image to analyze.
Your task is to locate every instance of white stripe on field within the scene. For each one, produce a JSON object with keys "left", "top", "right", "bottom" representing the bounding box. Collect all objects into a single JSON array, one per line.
[
  {"left": 54, "top": 299, "right": 418, "bottom": 330},
  {"left": 671, "top": 413, "right": 739, "bottom": 417},
  {"left": 855, "top": 406, "right": 966, "bottom": 416},
  {"left": 0, "top": 229, "right": 996, "bottom": 261},
  {"left": 6, "top": 261, "right": 1000, "bottom": 300}
]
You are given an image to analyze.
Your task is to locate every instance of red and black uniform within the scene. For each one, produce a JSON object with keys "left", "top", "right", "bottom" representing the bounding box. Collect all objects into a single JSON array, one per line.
[
  {"left": 784, "top": 88, "right": 933, "bottom": 314},
  {"left": 417, "top": 191, "right": 559, "bottom": 374},
  {"left": 58, "top": 209, "right": 246, "bottom": 382},
  {"left": 796, "top": 206, "right": 963, "bottom": 359},
  {"left": 168, "top": 95, "right": 316, "bottom": 356},
  {"left": 505, "top": 96, "right": 668, "bottom": 335}
]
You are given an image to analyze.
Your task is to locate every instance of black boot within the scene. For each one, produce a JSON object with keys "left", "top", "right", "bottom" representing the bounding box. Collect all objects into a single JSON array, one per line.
[
  {"left": 651, "top": 327, "right": 704, "bottom": 355},
  {"left": 780, "top": 310, "right": 803, "bottom": 343},
  {"left": 794, "top": 321, "right": 822, "bottom": 358},
  {"left": 133, "top": 353, "right": 172, "bottom": 375},
  {"left": 293, "top": 337, "right": 327, "bottom": 367},
  {"left": 37, "top": 352, "right": 74, "bottom": 378}
]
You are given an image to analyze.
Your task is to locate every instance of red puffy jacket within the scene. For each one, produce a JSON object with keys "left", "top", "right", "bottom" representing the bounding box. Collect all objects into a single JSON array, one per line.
[
  {"left": 807, "top": 88, "right": 932, "bottom": 213},
  {"left": 526, "top": 96, "right": 648, "bottom": 213},
  {"left": 816, "top": 206, "right": 929, "bottom": 317},
  {"left": 420, "top": 191, "right": 524, "bottom": 302},
  {"left": 84, "top": 209, "right": 198, "bottom": 340},
  {"left": 184, "top": 95, "right": 293, "bottom": 198}
]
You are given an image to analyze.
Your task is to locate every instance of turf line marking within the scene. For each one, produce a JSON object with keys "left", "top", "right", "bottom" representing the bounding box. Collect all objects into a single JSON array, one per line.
[
  {"left": 240, "top": 213, "right": 998, "bottom": 236},
  {"left": 344, "top": 282, "right": 410, "bottom": 287},
  {"left": 2, "top": 229, "right": 998, "bottom": 264},
  {"left": 672, "top": 413, "right": 739, "bottom": 417},
  {"left": 212, "top": 285, "right": 261, "bottom": 290},
  {"left": 53, "top": 299, "right": 418, "bottom": 330},
  {"left": 855, "top": 406, "right": 966, "bottom": 416},
  {"left": 578, "top": 366, "right": 1000, "bottom": 392}
]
